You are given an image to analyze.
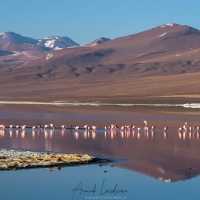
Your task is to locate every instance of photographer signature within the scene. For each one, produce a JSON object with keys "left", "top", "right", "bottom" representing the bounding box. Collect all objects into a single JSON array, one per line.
[{"left": 72, "top": 180, "right": 128, "bottom": 199}]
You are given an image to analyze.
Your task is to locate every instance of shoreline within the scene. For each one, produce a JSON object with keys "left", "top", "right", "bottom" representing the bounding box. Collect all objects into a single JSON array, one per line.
[
  {"left": 1, "top": 100, "right": 200, "bottom": 109},
  {"left": 0, "top": 149, "right": 110, "bottom": 171}
]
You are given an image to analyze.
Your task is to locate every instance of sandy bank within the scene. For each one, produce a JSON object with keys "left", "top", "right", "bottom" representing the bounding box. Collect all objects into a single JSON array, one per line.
[{"left": 0, "top": 149, "right": 108, "bottom": 171}]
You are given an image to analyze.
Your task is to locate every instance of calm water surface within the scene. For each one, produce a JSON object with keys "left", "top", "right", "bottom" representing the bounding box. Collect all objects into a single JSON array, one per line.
[{"left": 1, "top": 107, "right": 200, "bottom": 200}]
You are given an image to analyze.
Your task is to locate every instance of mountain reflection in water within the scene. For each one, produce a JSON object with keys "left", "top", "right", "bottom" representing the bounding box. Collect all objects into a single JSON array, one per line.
[{"left": 1, "top": 127, "right": 200, "bottom": 182}]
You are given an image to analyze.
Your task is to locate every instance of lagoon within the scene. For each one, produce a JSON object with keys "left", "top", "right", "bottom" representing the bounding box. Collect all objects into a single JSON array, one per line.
[{"left": 1, "top": 104, "right": 200, "bottom": 199}]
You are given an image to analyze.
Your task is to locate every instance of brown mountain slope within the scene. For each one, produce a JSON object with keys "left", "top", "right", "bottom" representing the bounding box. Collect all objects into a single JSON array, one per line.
[{"left": 1, "top": 23, "right": 200, "bottom": 99}]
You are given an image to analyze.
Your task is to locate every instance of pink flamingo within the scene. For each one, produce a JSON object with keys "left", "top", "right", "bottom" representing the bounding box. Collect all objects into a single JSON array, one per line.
[
  {"left": 163, "top": 127, "right": 168, "bottom": 132},
  {"left": 49, "top": 124, "right": 54, "bottom": 130},
  {"left": 9, "top": 125, "right": 13, "bottom": 129},
  {"left": 21, "top": 125, "right": 26, "bottom": 130},
  {"left": 61, "top": 125, "right": 66, "bottom": 130},
  {"left": 74, "top": 126, "right": 79, "bottom": 130},
  {"left": 91, "top": 126, "right": 97, "bottom": 130}
]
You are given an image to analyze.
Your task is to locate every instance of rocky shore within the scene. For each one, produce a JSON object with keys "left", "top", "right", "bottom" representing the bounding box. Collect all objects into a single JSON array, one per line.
[{"left": 0, "top": 149, "right": 107, "bottom": 171}]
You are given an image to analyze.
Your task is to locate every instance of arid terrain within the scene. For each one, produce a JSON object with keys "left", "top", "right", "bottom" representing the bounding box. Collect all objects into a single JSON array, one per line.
[{"left": 1, "top": 24, "right": 200, "bottom": 103}]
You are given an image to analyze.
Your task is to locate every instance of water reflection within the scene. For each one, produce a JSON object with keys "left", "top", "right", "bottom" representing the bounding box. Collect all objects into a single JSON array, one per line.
[
  {"left": 1, "top": 128, "right": 200, "bottom": 182},
  {"left": 2, "top": 128, "right": 200, "bottom": 141}
]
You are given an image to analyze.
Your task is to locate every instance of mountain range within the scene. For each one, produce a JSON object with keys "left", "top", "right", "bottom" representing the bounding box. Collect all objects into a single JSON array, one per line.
[
  {"left": 0, "top": 32, "right": 111, "bottom": 68},
  {"left": 1, "top": 23, "right": 200, "bottom": 99}
]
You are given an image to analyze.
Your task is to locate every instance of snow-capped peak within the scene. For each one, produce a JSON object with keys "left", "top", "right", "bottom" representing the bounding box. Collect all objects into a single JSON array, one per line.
[
  {"left": 44, "top": 39, "right": 56, "bottom": 48},
  {"left": 0, "top": 32, "right": 7, "bottom": 39},
  {"left": 160, "top": 23, "right": 174, "bottom": 28},
  {"left": 37, "top": 36, "right": 79, "bottom": 49}
]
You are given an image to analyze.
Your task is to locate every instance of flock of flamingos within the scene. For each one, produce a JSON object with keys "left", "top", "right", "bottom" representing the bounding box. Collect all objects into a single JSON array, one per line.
[{"left": 0, "top": 120, "right": 197, "bottom": 134}]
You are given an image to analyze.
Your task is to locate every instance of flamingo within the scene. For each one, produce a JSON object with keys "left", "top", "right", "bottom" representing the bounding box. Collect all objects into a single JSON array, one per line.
[
  {"left": 9, "top": 125, "right": 13, "bottom": 129},
  {"left": 44, "top": 124, "right": 49, "bottom": 129},
  {"left": 37, "top": 125, "right": 41, "bottom": 129},
  {"left": 163, "top": 127, "right": 168, "bottom": 132},
  {"left": 126, "top": 125, "right": 132, "bottom": 131},
  {"left": 178, "top": 127, "right": 183, "bottom": 132},
  {"left": 91, "top": 126, "right": 97, "bottom": 130},
  {"left": 137, "top": 127, "right": 141, "bottom": 132},
  {"left": 144, "top": 120, "right": 148, "bottom": 127},
  {"left": 21, "top": 125, "right": 26, "bottom": 130},
  {"left": 83, "top": 124, "right": 89, "bottom": 129},
  {"left": 144, "top": 126, "right": 149, "bottom": 132},
  {"left": 74, "top": 126, "right": 79, "bottom": 130},
  {"left": 184, "top": 122, "right": 188, "bottom": 128},
  {"left": 0, "top": 125, "right": 5, "bottom": 130},
  {"left": 61, "top": 125, "right": 66, "bottom": 130},
  {"left": 132, "top": 125, "right": 137, "bottom": 131},
  {"left": 111, "top": 124, "right": 118, "bottom": 130},
  {"left": 49, "top": 124, "right": 54, "bottom": 130}
]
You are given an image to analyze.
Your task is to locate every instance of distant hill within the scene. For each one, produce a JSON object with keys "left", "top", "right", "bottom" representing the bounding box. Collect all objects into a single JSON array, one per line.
[
  {"left": 85, "top": 37, "right": 111, "bottom": 47},
  {"left": 0, "top": 32, "right": 38, "bottom": 45}
]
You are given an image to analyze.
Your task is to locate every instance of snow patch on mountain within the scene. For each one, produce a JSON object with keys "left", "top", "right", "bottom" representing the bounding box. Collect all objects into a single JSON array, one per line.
[
  {"left": 46, "top": 53, "right": 53, "bottom": 60},
  {"left": 54, "top": 47, "right": 63, "bottom": 50},
  {"left": 158, "top": 32, "right": 167, "bottom": 37},
  {"left": 44, "top": 39, "right": 56, "bottom": 48},
  {"left": 0, "top": 33, "right": 7, "bottom": 39},
  {"left": 160, "top": 23, "right": 174, "bottom": 28},
  {"left": 38, "top": 36, "right": 79, "bottom": 49}
]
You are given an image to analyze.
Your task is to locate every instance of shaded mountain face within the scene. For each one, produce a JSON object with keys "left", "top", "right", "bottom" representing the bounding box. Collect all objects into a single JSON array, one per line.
[
  {"left": 37, "top": 36, "right": 79, "bottom": 50},
  {"left": 85, "top": 37, "right": 111, "bottom": 47},
  {"left": 0, "top": 32, "right": 38, "bottom": 45},
  {"left": 0, "top": 50, "right": 13, "bottom": 56}
]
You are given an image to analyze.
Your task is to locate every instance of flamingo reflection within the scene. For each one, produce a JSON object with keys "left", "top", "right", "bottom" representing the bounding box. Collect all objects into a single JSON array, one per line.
[
  {"left": 0, "top": 130, "right": 5, "bottom": 137},
  {"left": 74, "top": 131, "right": 79, "bottom": 140},
  {"left": 91, "top": 130, "right": 96, "bottom": 140},
  {"left": 32, "top": 130, "right": 36, "bottom": 138},
  {"left": 9, "top": 130, "right": 13, "bottom": 138},
  {"left": 21, "top": 130, "right": 26, "bottom": 138}
]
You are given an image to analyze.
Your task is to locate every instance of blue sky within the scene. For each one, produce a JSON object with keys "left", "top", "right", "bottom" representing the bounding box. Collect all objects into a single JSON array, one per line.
[{"left": 1, "top": 0, "right": 200, "bottom": 44}]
